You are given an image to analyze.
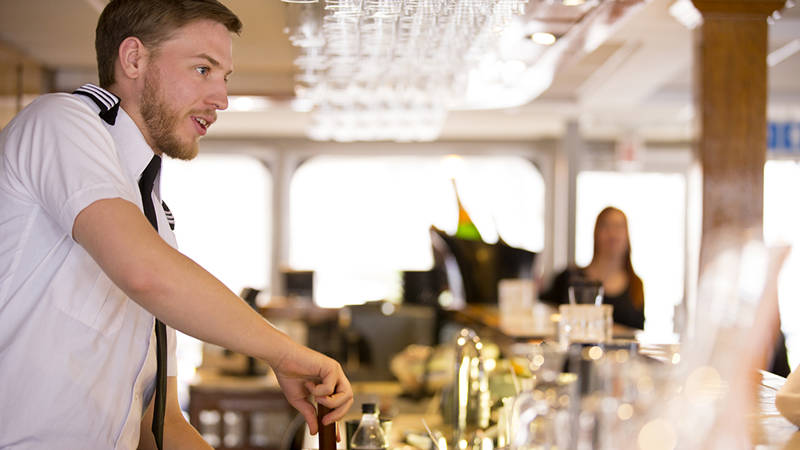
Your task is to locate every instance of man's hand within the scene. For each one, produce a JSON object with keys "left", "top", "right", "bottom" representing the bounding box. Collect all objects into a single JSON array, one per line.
[{"left": 273, "top": 343, "right": 353, "bottom": 436}]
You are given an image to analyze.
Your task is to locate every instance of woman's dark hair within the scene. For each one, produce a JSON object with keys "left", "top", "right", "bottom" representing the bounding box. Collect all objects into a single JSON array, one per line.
[{"left": 592, "top": 206, "right": 645, "bottom": 310}]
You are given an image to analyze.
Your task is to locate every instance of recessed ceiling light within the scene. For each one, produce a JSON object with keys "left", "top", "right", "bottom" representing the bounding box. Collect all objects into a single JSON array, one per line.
[
  {"left": 669, "top": 0, "right": 702, "bottom": 29},
  {"left": 530, "top": 32, "right": 557, "bottom": 46}
]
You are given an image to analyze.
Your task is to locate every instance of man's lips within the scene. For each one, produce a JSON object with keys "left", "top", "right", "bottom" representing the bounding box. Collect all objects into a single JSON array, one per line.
[
  {"left": 190, "top": 113, "right": 216, "bottom": 135},
  {"left": 192, "top": 116, "right": 212, "bottom": 129}
]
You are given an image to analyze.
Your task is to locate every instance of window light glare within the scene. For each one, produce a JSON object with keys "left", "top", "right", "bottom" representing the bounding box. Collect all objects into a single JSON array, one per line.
[
  {"left": 530, "top": 32, "right": 557, "bottom": 46},
  {"left": 291, "top": 97, "right": 315, "bottom": 113},
  {"left": 562, "top": 0, "right": 586, "bottom": 6},
  {"left": 228, "top": 96, "right": 272, "bottom": 112},
  {"left": 229, "top": 96, "right": 256, "bottom": 112},
  {"left": 442, "top": 154, "right": 466, "bottom": 179},
  {"left": 669, "top": 0, "right": 703, "bottom": 29}
]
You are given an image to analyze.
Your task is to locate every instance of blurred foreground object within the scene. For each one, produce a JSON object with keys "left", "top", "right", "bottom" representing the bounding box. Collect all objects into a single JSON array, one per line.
[
  {"left": 643, "top": 229, "right": 789, "bottom": 449},
  {"left": 776, "top": 365, "right": 800, "bottom": 427}
]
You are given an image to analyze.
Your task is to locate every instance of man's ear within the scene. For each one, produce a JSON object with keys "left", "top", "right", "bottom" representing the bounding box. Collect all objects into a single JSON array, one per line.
[{"left": 117, "top": 36, "right": 149, "bottom": 80}]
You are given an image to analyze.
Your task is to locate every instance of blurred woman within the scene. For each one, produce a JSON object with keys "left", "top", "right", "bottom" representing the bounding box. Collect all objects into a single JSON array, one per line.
[{"left": 540, "top": 206, "right": 645, "bottom": 329}]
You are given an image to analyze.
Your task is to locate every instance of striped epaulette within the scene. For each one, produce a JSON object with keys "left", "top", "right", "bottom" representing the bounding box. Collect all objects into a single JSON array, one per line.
[
  {"left": 162, "top": 201, "right": 175, "bottom": 230},
  {"left": 72, "top": 83, "right": 120, "bottom": 125}
]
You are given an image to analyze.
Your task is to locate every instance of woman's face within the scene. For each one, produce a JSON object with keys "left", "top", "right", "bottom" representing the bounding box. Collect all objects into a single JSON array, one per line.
[{"left": 596, "top": 210, "right": 629, "bottom": 259}]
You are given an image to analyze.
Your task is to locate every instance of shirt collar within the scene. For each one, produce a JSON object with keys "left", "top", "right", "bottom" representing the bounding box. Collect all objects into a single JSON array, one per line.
[
  {"left": 72, "top": 83, "right": 161, "bottom": 195},
  {"left": 109, "top": 107, "right": 162, "bottom": 197}
]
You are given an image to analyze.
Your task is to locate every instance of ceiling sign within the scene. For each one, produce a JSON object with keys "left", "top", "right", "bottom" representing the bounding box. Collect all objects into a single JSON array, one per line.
[{"left": 768, "top": 121, "right": 800, "bottom": 155}]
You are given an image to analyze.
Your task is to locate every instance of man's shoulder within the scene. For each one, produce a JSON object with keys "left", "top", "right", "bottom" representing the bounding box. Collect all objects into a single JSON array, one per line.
[
  {"left": 3, "top": 92, "right": 109, "bottom": 144},
  {"left": 20, "top": 92, "right": 99, "bottom": 122}
]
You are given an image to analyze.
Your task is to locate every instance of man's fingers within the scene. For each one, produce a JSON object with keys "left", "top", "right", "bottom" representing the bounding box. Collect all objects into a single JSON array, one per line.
[
  {"left": 316, "top": 362, "right": 350, "bottom": 395},
  {"left": 291, "top": 398, "right": 319, "bottom": 435},
  {"left": 320, "top": 396, "right": 354, "bottom": 425},
  {"left": 318, "top": 390, "right": 353, "bottom": 409},
  {"left": 312, "top": 368, "right": 353, "bottom": 400},
  {"left": 306, "top": 379, "right": 337, "bottom": 398},
  {"left": 314, "top": 372, "right": 354, "bottom": 426},
  {"left": 305, "top": 380, "right": 320, "bottom": 395}
]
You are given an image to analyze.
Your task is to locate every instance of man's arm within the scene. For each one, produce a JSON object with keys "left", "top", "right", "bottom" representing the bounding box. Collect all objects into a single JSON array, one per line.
[
  {"left": 137, "top": 377, "right": 211, "bottom": 450},
  {"left": 73, "top": 198, "right": 352, "bottom": 431}
]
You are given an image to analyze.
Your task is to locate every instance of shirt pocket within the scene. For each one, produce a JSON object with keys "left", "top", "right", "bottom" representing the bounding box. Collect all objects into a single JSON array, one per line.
[{"left": 47, "top": 247, "right": 126, "bottom": 336}]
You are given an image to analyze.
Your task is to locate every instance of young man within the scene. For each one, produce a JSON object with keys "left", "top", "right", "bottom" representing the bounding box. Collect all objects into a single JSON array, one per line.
[{"left": 0, "top": 1, "right": 352, "bottom": 448}]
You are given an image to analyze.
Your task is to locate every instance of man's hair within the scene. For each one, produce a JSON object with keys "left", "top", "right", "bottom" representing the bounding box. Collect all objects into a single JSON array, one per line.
[{"left": 95, "top": 0, "right": 242, "bottom": 88}]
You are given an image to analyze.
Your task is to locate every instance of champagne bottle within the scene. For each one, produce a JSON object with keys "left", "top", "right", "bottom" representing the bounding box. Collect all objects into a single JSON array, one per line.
[{"left": 452, "top": 178, "right": 482, "bottom": 241}]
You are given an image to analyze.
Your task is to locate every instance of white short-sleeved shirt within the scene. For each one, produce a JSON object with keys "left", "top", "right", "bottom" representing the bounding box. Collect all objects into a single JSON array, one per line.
[{"left": 0, "top": 84, "right": 178, "bottom": 449}]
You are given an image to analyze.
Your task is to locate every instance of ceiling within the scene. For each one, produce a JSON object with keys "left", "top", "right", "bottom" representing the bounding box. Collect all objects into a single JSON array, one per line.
[{"left": 1, "top": 0, "right": 798, "bottom": 142}]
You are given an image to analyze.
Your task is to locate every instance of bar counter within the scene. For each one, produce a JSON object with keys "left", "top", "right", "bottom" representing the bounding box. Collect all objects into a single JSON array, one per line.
[
  {"left": 758, "top": 371, "right": 800, "bottom": 449},
  {"left": 186, "top": 301, "right": 800, "bottom": 449},
  {"left": 187, "top": 370, "right": 800, "bottom": 449},
  {"left": 449, "top": 304, "right": 638, "bottom": 350}
]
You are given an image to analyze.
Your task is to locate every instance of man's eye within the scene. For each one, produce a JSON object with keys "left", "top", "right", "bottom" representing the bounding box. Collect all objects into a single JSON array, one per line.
[{"left": 196, "top": 66, "right": 209, "bottom": 76}]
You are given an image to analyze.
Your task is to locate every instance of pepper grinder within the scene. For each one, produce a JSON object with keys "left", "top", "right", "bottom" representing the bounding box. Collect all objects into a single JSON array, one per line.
[{"left": 317, "top": 403, "right": 336, "bottom": 450}]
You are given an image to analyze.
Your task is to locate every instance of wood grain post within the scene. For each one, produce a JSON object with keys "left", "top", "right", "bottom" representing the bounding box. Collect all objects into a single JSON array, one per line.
[
  {"left": 691, "top": 0, "right": 784, "bottom": 269},
  {"left": 689, "top": 1, "right": 786, "bottom": 439}
]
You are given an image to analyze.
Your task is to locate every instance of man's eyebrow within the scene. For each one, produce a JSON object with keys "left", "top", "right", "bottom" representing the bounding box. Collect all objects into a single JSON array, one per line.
[{"left": 196, "top": 53, "right": 233, "bottom": 76}]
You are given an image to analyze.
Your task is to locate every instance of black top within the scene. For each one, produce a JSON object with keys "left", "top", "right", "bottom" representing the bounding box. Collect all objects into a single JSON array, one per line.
[{"left": 539, "top": 268, "right": 645, "bottom": 330}]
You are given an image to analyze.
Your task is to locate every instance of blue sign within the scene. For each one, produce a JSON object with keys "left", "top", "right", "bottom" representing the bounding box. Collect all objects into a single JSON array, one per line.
[{"left": 768, "top": 121, "right": 800, "bottom": 155}]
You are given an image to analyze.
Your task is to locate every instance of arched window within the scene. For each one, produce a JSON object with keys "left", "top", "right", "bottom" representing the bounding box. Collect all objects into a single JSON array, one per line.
[
  {"left": 290, "top": 155, "right": 545, "bottom": 307},
  {"left": 162, "top": 154, "right": 272, "bottom": 294},
  {"left": 764, "top": 160, "right": 800, "bottom": 367}
]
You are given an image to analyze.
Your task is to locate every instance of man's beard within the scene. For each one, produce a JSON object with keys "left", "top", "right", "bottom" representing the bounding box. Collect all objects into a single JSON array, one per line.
[{"left": 140, "top": 70, "right": 199, "bottom": 161}]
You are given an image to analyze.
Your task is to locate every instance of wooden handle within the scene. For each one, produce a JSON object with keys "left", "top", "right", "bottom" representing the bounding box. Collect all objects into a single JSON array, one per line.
[{"left": 318, "top": 403, "right": 336, "bottom": 450}]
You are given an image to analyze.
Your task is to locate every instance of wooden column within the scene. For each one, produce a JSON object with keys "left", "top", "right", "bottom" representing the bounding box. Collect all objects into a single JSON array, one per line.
[
  {"left": 0, "top": 41, "right": 48, "bottom": 129},
  {"left": 691, "top": 0, "right": 784, "bottom": 263},
  {"left": 689, "top": 2, "right": 786, "bottom": 438}
]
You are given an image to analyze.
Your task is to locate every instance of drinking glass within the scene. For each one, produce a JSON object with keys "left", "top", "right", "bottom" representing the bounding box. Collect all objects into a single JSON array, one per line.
[
  {"left": 508, "top": 342, "right": 574, "bottom": 450},
  {"left": 568, "top": 279, "right": 604, "bottom": 305},
  {"left": 558, "top": 304, "right": 613, "bottom": 346}
]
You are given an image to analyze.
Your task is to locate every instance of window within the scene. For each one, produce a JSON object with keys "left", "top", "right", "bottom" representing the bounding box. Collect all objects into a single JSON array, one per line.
[
  {"left": 161, "top": 153, "right": 272, "bottom": 405},
  {"left": 576, "top": 171, "right": 686, "bottom": 338},
  {"left": 162, "top": 154, "right": 271, "bottom": 295},
  {"left": 290, "top": 155, "right": 545, "bottom": 307},
  {"left": 764, "top": 160, "right": 800, "bottom": 368}
]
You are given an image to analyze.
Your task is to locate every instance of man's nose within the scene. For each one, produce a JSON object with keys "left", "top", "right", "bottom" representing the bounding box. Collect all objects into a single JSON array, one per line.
[{"left": 209, "top": 81, "right": 229, "bottom": 110}]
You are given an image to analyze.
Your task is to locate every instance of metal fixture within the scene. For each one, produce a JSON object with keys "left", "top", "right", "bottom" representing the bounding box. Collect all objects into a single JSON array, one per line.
[{"left": 452, "top": 328, "right": 490, "bottom": 446}]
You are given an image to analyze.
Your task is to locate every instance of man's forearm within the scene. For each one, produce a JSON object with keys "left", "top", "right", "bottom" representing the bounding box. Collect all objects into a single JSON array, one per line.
[{"left": 73, "top": 198, "right": 297, "bottom": 366}]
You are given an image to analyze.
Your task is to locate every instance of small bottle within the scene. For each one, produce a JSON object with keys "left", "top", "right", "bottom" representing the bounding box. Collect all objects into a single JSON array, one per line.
[{"left": 350, "top": 403, "right": 388, "bottom": 450}]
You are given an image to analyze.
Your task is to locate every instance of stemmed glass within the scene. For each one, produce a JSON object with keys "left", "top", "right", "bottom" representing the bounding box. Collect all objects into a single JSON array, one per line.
[
  {"left": 282, "top": 0, "right": 532, "bottom": 142},
  {"left": 508, "top": 341, "right": 573, "bottom": 449}
]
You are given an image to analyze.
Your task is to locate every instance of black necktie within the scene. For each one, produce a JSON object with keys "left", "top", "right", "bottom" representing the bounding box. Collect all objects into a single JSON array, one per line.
[{"left": 138, "top": 155, "right": 167, "bottom": 450}]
